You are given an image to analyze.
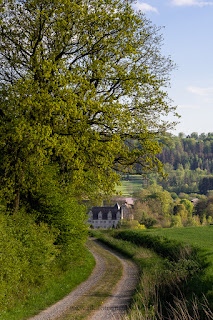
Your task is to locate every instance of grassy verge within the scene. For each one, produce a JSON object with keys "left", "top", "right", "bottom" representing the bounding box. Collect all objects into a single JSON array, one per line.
[
  {"left": 0, "top": 247, "right": 95, "bottom": 320},
  {"left": 146, "top": 226, "right": 213, "bottom": 308},
  {"left": 90, "top": 229, "right": 213, "bottom": 319},
  {"left": 58, "top": 239, "right": 122, "bottom": 320}
]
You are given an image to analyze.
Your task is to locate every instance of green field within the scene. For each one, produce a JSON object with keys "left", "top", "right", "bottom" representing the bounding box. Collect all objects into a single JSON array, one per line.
[
  {"left": 116, "top": 175, "right": 144, "bottom": 196},
  {"left": 146, "top": 225, "right": 213, "bottom": 251},
  {"left": 146, "top": 225, "right": 213, "bottom": 304},
  {"left": 147, "top": 226, "right": 213, "bottom": 276}
]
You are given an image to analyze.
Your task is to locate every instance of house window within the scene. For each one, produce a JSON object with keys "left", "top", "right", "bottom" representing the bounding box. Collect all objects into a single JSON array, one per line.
[
  {"left": 108, "top": 211, "right": 112, "bottom": 220},
  {"left": 98, "top": 211, "right": 102, "bottom": 220}
]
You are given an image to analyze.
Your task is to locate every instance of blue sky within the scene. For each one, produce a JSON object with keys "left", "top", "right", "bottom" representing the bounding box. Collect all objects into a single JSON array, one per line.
[{"left": 132, "top": 0, "right": 213, "bottom": 135}]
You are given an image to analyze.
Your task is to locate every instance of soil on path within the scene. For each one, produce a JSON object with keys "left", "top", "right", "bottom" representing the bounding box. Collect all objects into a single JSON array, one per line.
[
  {"left": 86, "top": 242, "right": 139, "bottom": 320},
  {"left": 28, "top": 238, "right": 139, "bottom": 320}
]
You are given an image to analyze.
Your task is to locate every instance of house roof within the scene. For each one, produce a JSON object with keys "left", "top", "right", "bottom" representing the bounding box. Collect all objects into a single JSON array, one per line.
[{"left": 89, "top": 203, "right": 121, "bottom": 220}]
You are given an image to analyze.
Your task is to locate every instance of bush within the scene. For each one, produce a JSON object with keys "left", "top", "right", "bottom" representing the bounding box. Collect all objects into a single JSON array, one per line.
[
  {"left": 24, "top": 170, "right": 88, "bottom": 268},
  {"left": 0, "top": 211, "right": 59, "bottom": 310}
]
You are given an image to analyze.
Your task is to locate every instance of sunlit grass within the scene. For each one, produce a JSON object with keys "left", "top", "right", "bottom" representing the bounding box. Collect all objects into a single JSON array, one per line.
[
  {"left": 145, "top": 225, "right": 213, "bottom": 250},
  {"left": 146, "top": 225, "right": 213, "bottom": 306}
]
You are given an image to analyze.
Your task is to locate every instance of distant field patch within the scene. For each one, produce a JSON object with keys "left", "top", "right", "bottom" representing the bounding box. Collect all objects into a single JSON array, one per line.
[{"left": 116, "top": 175, "right": 144, "bottom": 196}]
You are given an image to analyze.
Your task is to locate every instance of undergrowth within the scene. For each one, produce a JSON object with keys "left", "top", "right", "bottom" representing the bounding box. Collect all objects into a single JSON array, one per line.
[{"left": 0, "top": 247, "right": 95, "bottom": 320}]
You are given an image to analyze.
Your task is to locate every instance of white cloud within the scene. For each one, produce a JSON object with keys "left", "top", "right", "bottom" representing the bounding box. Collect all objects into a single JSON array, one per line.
[
  {"left": 172, "top": 0, "right": 213, "bottom": 7},
  {"left": 178, "top": 104, "right": 201, "bottom": 110},
  {"left": 133, "top": 2, "right": 159, "bottom": 13},
  {"left": 187, "top": 86, "right": 213, "bottom": 96}
]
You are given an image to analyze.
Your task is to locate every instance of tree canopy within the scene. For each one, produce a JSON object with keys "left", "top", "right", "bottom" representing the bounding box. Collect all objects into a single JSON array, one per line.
[{"left": 0, "top": 0, "right": 177, "bottom": 208}]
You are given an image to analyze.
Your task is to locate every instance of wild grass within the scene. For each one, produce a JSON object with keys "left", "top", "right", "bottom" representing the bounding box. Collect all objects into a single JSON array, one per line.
[
  {"left": 0, "top": 248, "right": 95, "bottom": 320},
  {"left": 121, "top": 295, "right": 213, "bottom": 320},
  {"left": 145, "top": 226, "right": 213, "bottom": 307},
  {"left": 90, "top": 229, "right": 213, "bottom": 320}
]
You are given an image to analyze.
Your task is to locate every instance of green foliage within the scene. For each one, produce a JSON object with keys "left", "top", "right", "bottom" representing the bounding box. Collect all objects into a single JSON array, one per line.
[
  {"left": 0, "top": 210, "right": 59, "bottom": 310},
  {"left": 23, "top": 166, "right": 88, "bottom": 268},
  {"left": 136, "top": 185, "right": 174, "bottom": 217},
  {"left": 194, "top": 195, "right": 213, "bottom": 222},
  {"left": 170, "top": 214, "right": 183, "bottom": 228},
  {"left": 121, "top": 219, "right": 146, "bottom": 230},
  {"left": 199, "top": 177, "right": 213, "bottom": 195},
  {"left": 133, "top": 185, "right": 174, "bottom": 227},
  {"left": 0, "top": 248, "right": 95, "bottom": 320},
  {"left": 0, "top": 166, "right": 88, "bottom": 311},
  {"left": 180, "top": 199, "right": 194, "bottom": 215},
  {"left": 0, "top": 0, "right": 177, "bottom": 206}
]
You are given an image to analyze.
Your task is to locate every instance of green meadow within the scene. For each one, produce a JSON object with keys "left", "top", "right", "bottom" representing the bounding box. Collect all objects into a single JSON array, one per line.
[
  {"left": 116, "top": 175, "right": 144, "bottom": 196},
  {"left": 146, "top": 225, "right": 213, "bottom": 251},
  {"left": 147, "top": 225, "right": 213, "bottom": 280}
]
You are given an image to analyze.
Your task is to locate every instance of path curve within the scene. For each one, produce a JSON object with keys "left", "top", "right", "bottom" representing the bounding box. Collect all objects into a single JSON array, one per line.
[
  {"left": 28, "top": 239, "right": 139, "bottom": 320},
  {"left": 87, "top": 242, "right": 139, "bottom": 320}
]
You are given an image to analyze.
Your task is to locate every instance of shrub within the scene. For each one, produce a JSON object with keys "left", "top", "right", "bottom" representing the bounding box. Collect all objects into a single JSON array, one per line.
[
  {"left": 24, "top": 171, "right": 88, "bottom": 268},
  {"left": 0, "top": 210, "right": 59, "bottom": 310}
]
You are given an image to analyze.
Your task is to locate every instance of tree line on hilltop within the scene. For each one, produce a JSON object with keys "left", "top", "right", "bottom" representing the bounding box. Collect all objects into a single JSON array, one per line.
[{"left": 129, "top": 132, "right": 213, "bottom": 195}]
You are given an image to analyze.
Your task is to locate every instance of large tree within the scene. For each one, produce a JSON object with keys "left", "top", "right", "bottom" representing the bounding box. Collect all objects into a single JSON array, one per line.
[{"left": 0, "top": 0, "right": 177, "bottom": 209}]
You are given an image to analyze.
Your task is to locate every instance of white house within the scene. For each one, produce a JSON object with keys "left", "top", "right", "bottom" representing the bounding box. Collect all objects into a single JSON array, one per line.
[{"left": 87, "top": 203, "right": 123, "bottom": 229}]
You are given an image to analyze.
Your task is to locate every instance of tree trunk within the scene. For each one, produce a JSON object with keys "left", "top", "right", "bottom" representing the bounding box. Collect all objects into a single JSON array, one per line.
[{"left": 13, "top": 189, "right": 20, "bottom": 213}]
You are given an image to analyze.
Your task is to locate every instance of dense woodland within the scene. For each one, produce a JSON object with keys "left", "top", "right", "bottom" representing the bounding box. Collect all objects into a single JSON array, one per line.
[
  {"left": 159, "top": 132, "right": 213, "bottom": 172},
  {"left": 128, "top": 132, "right": 213, "bottom": 195},
  {"left": 158, "top": 132, "right": 213, "bottom": 194}
]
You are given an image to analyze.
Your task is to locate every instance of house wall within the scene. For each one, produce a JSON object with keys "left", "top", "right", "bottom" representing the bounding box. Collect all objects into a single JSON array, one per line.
[
  {"left": 87, "top": 209, "right": 122, "bottom": 229},
  {"left": 90, "top": 219, "right": 120, "bottom": 229}
]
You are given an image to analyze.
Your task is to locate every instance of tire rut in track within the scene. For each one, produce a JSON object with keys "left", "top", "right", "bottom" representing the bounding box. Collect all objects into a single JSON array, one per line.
[{"left": 28, "top": 238, "right": 139, "bottom": 320}]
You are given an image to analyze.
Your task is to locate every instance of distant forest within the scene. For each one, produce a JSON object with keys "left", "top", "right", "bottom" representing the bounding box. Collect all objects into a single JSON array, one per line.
[
  {"left": 159, "top": 132, "right": 213, "bottom": 172},
  {"left": 157, "top": 132, "right": 213, "bottom": 195},
  {"left": 126, "top": 132, "right": 213, "bottom": 195}
]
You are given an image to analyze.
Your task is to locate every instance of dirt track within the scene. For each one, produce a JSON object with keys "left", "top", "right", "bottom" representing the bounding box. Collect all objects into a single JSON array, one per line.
[{"left": 28, "top": 239, "right": 139, "bottom": 320}]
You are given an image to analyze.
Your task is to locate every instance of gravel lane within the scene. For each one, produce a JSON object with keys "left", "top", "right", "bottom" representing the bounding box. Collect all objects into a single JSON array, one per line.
[
  {"left": 28, "top": 242, "right": 106, "bottom": 320},
  {"left": 27, "top": 239, "right": 139, "bottom": 320},
  {"left": 87, "top": 243, "right": 139, "bottom": 320}
]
